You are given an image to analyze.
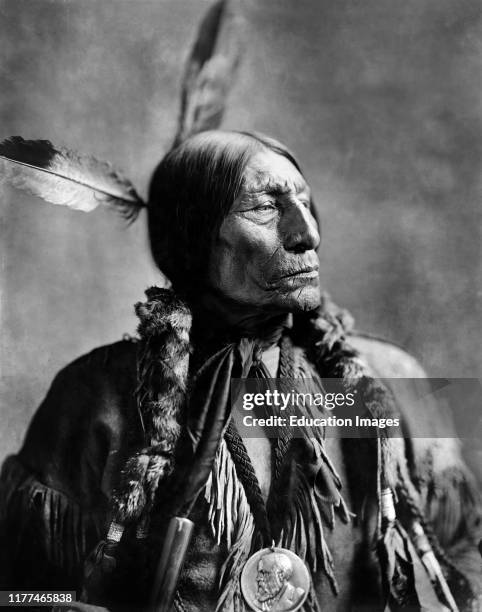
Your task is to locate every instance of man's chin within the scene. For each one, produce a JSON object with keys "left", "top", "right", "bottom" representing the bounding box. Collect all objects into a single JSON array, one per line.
[{"left": 274, "top": 285, "right": 321, "bottom": 312}]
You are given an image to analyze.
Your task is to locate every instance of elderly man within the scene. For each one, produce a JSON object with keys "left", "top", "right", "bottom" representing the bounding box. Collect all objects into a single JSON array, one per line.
[{"left": 1, "top": 131, "right": 481, "bottom": 612}]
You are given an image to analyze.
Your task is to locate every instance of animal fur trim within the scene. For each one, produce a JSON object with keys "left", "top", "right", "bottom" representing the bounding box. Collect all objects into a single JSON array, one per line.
[{"left": 113, "top": 287, "right": 191, "bottom": 526}]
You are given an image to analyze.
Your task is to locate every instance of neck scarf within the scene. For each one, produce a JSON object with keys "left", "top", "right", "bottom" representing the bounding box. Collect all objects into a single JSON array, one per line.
[{"left": 204, "top": 335, "right": 351, "bottom": 612}]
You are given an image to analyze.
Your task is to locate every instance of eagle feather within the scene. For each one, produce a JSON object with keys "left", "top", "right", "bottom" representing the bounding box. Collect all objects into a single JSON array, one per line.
[
  {"left": 0, "top": 137, "right": 145, "bottom": 221},
  {"left": 173, "top": 0, "right": 245, "bottom": 147}
]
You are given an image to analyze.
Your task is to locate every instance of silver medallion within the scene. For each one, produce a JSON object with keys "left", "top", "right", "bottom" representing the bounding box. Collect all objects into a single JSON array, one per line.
[{"left": 240, "top": 547, "right": 310, "bottom": 612}]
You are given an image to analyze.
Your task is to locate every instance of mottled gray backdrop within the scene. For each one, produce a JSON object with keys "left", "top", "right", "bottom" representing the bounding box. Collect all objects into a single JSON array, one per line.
[{"left": 1, "top": 0, "right": 481, "bottom": 462}]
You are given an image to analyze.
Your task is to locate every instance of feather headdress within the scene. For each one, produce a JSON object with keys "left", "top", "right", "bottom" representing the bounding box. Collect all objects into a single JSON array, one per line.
[{"left": 0, "top": 137, "right": 145, "bottom": 221}]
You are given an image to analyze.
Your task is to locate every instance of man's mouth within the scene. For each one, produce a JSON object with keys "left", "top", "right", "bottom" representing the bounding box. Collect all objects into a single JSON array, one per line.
[{"left": 277, "top": 265, "right": 319, "bottom": 280}]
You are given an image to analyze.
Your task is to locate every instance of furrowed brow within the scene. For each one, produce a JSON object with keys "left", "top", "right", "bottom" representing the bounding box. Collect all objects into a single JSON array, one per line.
[{"left": 250, "top": 176, "right": 309, "bottom": 196}]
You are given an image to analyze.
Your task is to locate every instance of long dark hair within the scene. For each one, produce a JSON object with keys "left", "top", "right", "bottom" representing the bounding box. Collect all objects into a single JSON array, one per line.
[{"left": 147, "top": 130, "right": 309, "bottom": 297}]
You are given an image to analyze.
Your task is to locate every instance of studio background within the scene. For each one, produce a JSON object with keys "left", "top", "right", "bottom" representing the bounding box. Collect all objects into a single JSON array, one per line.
[{"left": 1, "top": 0, "right": 481, "bottom": 464}]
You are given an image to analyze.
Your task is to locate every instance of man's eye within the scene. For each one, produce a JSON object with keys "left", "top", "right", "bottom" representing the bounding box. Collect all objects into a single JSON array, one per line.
[{"left": 256, "top": 203, "right": 276, "bottom": 212}]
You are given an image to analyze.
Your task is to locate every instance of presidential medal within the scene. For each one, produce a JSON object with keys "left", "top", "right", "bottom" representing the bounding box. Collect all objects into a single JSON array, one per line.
[{"left": 240, "top": 547, "right": 310, "bottom": 612}]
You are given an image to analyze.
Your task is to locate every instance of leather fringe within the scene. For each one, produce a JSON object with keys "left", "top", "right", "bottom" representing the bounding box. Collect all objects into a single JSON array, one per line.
[
  {"left": 205, "top": 439, "right": 254, "bottom": 612},
  {"left": 426, "top": 465, "right": 482, "bottom": 549},
  {"left": 0, "top": 455, "right": 91, "bottom": 574},
  {"left": 204, "top": 433, "right": 353, "bottom": 611}
]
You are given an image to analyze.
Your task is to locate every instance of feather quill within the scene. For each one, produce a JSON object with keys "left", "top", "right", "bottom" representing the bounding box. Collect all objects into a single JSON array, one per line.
[
  {"left": 173, "top": 0, "right": 245, "bottom": 147},
  {"left": 0, "top": 137, "right": 145, "bottom": 221}
]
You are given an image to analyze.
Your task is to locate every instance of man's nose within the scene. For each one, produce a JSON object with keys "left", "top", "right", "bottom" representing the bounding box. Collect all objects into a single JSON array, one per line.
[{"left": 282, "top": 203, "right": 320, "bottom": 253}]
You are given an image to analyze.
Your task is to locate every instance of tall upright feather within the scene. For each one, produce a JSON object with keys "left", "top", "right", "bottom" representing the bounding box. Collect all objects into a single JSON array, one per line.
[
  {"left": 173, "top": 0, "right": 245, "bottom": 147},
  {"left": 0, "top": 137, "right": 145, "bottom": 221}
]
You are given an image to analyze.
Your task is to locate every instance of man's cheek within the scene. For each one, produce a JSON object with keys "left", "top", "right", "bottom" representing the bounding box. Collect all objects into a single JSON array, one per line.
[
  {"left": 208, "top": 238, "right": 247, "bottom": 292},
  {"left": 232, "top": 243, "right": 280, "bottom": 290}
]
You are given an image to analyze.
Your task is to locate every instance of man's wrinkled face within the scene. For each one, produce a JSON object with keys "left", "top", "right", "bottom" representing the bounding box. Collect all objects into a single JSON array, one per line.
[{"left": 207, "top": 150, "right": 321, "bottom": 312}]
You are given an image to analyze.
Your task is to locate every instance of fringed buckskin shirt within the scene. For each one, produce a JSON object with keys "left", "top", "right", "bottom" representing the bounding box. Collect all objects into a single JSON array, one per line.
[{"left": 1, "top": 331, "right": 481, "bottom": 611}]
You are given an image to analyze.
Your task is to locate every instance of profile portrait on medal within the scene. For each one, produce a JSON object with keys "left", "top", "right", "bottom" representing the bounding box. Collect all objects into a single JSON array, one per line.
[
  {"left": 241, "top": 547, "right": 310, "bottom": 612},
  {"left": 255, "top": 551, "right": 305, "bottom": 611}
]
